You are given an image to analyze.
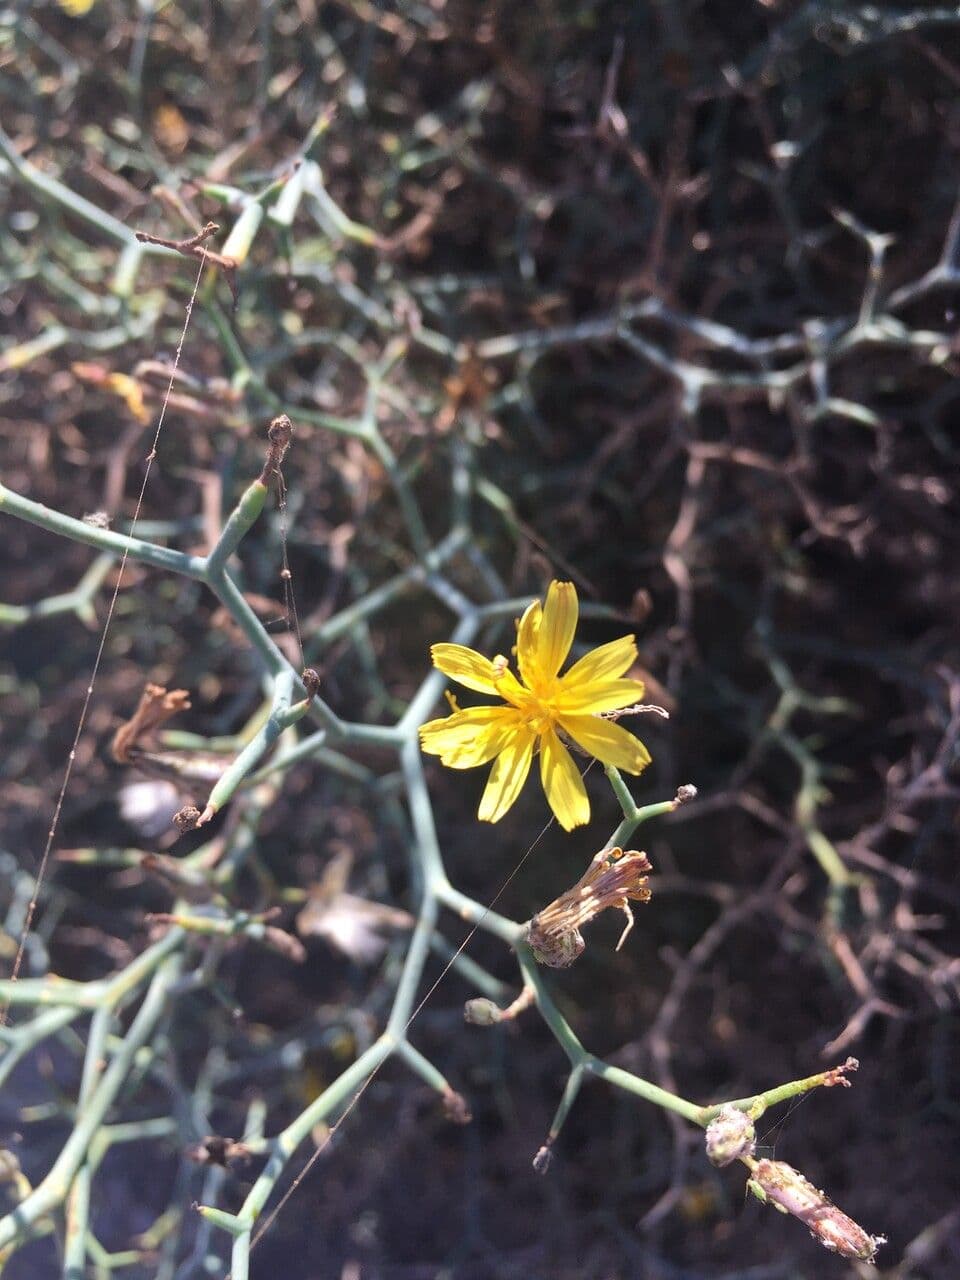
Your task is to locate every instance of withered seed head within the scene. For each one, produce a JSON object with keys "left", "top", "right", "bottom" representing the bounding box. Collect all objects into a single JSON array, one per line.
[
  {"left": 526, "top": 847, "right": 652, "bottom": 969},
  {"left": 260, "top": 414, "right": 294, "bottom": 482},
  {"left": 172, "top": 805, "right": 202, "bottom": 834},
  {"left": 747, "top": 1159, "right": 886, "bottom": 1262},
  {"left": 268, "top": 414, "right": 293, "bottom": 446},
  {"left": 822, "top": 1056, "right": 859, "bottom": 1087}
]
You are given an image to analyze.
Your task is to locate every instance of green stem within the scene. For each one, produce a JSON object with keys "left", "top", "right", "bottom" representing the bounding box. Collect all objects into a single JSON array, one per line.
[
  {"left": 435, "top": 881, "right": 523, "bottom": 947},
  {"left": 704, "top": 1064, "right": 857, "bottom": 1122},
  {"left": 0, "top": 1006, "right": 80, "bottom": 1087},
  {"left": 803, "top": 823, "right": 857, "bottom": 889},
  {"left": 585, "top": 1058, "right": 705, "bottom": 1126},
  {"left": 604, "top": 764, "right": 638, "bottom": 820},
  {"left": 0, "top": 928, "right": 184, "bottom": 1010},
  {"left": 197, "top": 673, "right": 297, "bottom": 821},
  {"left": 400, "top": 742, "right": 450, "bottom": 887},
  {"left": 428, "top": 934, "right": 509, "bottom": 1002},
  {"left": 0, "top": 128, "right": 146, "bottom": 248},
  {"left": 205, "top": 480, "right": 269, "bottom": 577},
  {"left": 396, "top": 1038, "right": 453, "bottom": 1095},
  {"left": 516, "top": 946, "right": 587, "bottom": 1066},
  {"left": 62, "top": 1163, "right": 90, "bottom": 1280},
  {"left": 368, "top": 431, "right": 432, "bottom": 562},
  {"left": 220, "top": 202, "right": 265, "bottom": 266},
  {"left": 0, "top": 953, "right": 184, "bottom": 1249},
  {"left": 547, "top": 1062, "right": 586, "bottom": 1140},
  {"left": 387, "top": 894, "right": 439, "bottom": 1034},
  {"left": 205, "top": 569, "right": 292, "bottom": 678},
  {"left": 0, "top": 481, "right": 205, "bottom": 579},
  {"left": 608, "top": 797, "right": 680, "bottom": 851},
  {"left": 230, "top": 1038, "right": 392, "bottom": 1230},
  {"left": 63, "top": 1006, "right": 112, "bottom": 1278}
]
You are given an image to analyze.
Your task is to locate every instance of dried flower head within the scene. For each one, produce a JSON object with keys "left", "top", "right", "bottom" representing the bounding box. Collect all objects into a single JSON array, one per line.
[
  {"left": 112, "top": 685, "right": 227, "bottom": 809},
  {"left": 260, "top": 414, "right": 294, "bottom": 483},
  {"left": 526, "top": 846, "right": 652, "bottom": 968},
  {"left": 112, "top": 684, "right": 191, "bottom": 765},
  {"left": 185, "top": 1136, "right": 253, "bottom": 1168},
  {"left": 705, "top": 1106, "right": 756, "bottom": 1166},
  {"left": 172, "top": 805, "right": 202, "bottom": 835},
  {"left": 747, "top": 1158, "right": 886, "bottom": 1262}
]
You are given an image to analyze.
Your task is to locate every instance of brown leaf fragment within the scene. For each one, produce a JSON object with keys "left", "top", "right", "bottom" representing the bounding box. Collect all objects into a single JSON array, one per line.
[{"left": 112, "top": 684, "right": 191, "bottom": 764}]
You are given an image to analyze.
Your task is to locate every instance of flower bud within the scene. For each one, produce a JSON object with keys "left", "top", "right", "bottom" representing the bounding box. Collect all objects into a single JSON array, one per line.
[
  {"left": 705, "top": 1105, "right": 756, "bottom": 1166},
  {"left": 463, "top": 998, "right": 503, "bottom": 1026}
]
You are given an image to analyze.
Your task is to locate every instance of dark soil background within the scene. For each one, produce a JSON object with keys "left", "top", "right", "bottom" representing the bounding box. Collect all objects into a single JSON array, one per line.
[{"left": 1, "top": 3, "right": 959, "bottom": 1278}]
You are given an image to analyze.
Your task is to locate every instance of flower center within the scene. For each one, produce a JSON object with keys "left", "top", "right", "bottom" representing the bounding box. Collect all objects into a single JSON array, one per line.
[{"left": 495, "top": 678, "right": 557, "bottom": 733}]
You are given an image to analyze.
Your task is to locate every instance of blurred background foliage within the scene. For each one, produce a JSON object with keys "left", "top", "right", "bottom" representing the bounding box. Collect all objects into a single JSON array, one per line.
[{"left": 1, "top": 1, "right": 959, "bottom": 1277}]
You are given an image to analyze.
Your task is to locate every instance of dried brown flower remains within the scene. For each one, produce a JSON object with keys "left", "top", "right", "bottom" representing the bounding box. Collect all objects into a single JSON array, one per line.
[
  {"left": 526, "top": 847, "right": 652, "bottom": 968},
  {"left": 113, "top": 686, "right": 226, "bottom": 827},
  {"left": 112, "top": 684, "right": 191, "bottom": 765},
  {"left": 259, "top": 414, "right": 293, "bottom": 484},
  {"left": 185, "top": 1135, "right": 253, "bottom": 1168},
  {"left": 747, "top": 1158, "right": 886, "bottom": 1263}
]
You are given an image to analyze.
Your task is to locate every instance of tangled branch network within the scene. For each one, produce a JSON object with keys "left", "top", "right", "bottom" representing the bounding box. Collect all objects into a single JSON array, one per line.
[
  {"left": 10, "top": 21, "right": 957, "bottom": 1260},
  {"left": 1, "top": 402, "right": 883, "bottom": 1274}
]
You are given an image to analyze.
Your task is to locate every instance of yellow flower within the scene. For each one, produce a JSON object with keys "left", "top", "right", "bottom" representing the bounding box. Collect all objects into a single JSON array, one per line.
[{"left": 419, "top": 581, "right": 651, "bottom": 831}]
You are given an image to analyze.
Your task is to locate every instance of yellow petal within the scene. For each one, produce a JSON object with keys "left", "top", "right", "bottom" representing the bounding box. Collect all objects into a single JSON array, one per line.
[
  {"left": 536, "top": 580, "right": 579, "bottom": 681},
  {"left": 554, "top": 677, "right": 646, "bottom": 714},
  {"left": 431, "top": 643, "right": 502, "bottom": 694},
  {"left": 419, "top": 707, "right": 522, "bottom": 768},
  {"left": 478, "top": 729, "right": 536, "bottom": 823},
  {"left": 562, "top": 635, "right": 638, "bottom": 688},
  {"left": 557, "top": 714, "right": 651, "bottom": 774},
  {"left": 491, "top": 665, "right": 530, "bottom": 710},
  {"left": 540, "top": 727, "right": 590, "bottom": 830},
  {"left": 515, "top": 600, "right": 542, "bottom": 689}
]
